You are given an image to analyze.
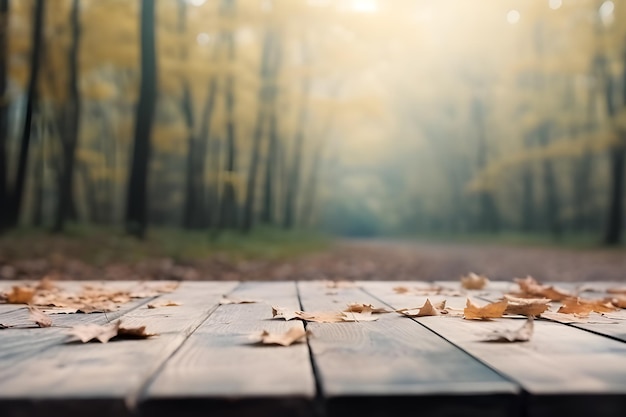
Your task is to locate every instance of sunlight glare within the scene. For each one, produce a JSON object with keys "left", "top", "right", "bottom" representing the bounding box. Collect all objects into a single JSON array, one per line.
[
  {"left": 600, "top": 1, "right": 615, "bottom": 25},
  {"left": 549, "top": 0, "right": 562, "bottom": 10},
  {"left": 196, "top": 33, "right": 210, "bottom": 45},
  {"left": 351, "top": 0, "right": 378, "bottom": 14},
  {"left": 506, "top": 9, "right": 520, "bottom": 24},
  {"left": 187, "top": 0, "right": 206, "bottom": 6}
]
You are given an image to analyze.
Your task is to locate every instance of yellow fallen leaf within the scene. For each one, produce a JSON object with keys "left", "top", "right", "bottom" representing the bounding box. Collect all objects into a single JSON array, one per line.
[
  {"left": 461, "top": 273, "right": 489, "bottom": 290},
  {"left": 480, "top": 317, "right": 533, "bottom": 343},
  {"left": 503, "top": 295, "right": 551, "bottom": 317},
  {"left": 397, "top": 299, "right": 446, "bottom": 317},
  {"left": 464, "top": 298, "right": 508, "bottom": 320},
  {"left": 251, "top": 327, "right": 310, "bottom": 346},
  {"left": 28, "top": 305, "right": 52, "bottom": 328},
  {"left": 558, "top": 298, "right": 617, "bottom": 316}
]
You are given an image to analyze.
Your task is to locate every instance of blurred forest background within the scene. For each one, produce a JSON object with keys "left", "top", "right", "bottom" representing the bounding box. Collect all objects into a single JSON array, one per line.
[{"left": 0, "top": 0, "right": 625, "bottom": 281}]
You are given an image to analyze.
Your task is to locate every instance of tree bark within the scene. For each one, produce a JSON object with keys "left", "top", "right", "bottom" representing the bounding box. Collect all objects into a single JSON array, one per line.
[
  {"left": 0, "top": 0, "right": 9, "bottom": 231},
  {"left": 125, "top": 0, "right": 157, "bottom": 239},
  {"left": 53, "top": 0, "right": 81, "bottom": 233},
  {"left": 8, "top": 0, "right": 44, "bottom": 227}
]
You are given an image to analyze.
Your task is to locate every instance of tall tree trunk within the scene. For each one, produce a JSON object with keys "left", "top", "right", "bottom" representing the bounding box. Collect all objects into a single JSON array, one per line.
[
  {"left": 53, "top": 0, "right": 80, "bottom": 233},
  {"left": 260, "top": 103, "right": 278, "bottom": 225},
  {"left": 537, "top": 123, "right": 562, "bottom": 238},
  {"left": 219, "top": 28, "right": 239, "bottom": 230},
  {"left": 241, "top": 30, "right": 274, "bottom": 233},
  {"left": 8, "top": 0, "right": 44, "bottom": 227},
  {"left": 0, "top": 0, "right": 9, "bottom": 231},
  {"left": 125, "top": 0, "right": 157, "bottom": 239}
]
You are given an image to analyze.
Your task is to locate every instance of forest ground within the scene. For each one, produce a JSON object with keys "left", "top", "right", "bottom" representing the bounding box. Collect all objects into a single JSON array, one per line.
[{"left": 0, "top": 229, "right": 624, "bottom": 283}]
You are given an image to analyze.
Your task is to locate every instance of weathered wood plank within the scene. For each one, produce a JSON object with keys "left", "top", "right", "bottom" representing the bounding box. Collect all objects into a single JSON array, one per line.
[
  {"left": 0, "top": 280, "right": 238, "bottom": 417},
  {"left": 298, "top": 280, "right": 520, "bottom": 417},
  {"left": 361, "top": 281, "right": 626, "bottom": 417},
  {"left": 142, "top": 281, "right": 316, "bottom": 417}
]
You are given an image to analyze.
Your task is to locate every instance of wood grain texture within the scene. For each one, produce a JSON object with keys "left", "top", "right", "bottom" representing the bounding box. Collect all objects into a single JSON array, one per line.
[
  {"left": 298, "top": 280, "right": 520, "bottom": 417},
  {"left": 361, "top": 281, "right": 626, "bottom": 417},
  {"left": 142, "top": 281, "right": 316, "bottom": 417},
  {"left": 0, "top": 281, "right": 238, "bottom": 417}
]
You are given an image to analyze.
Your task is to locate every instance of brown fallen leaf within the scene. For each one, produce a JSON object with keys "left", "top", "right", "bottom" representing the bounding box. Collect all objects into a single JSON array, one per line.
[
  {"left": 461, "top": 273, "right": 489, "bottom": 290},
  {"left": 464, "top": 298, "right": 508, "bottom": 320},
  {"left": 344, "top": 303, "right": 392, "bottom": 314},
  {"left": 541, "top": 311, "right": 618, "bottom": 324},
  {"left": 68, "top": 320, "right": 157, "bottom": 343},
  {"left": 397, "top": 299, "right": 446, "bottom": 317},
  {"left": 340, "top": 310, "right": 380, "bottom": 322},
  {"left": 607, "top": 287, "right": 626, "bottom": 295},
  {"left": 219, "top": 296, "right": 259, "bottom": 305},
  {"left": 4, "top": 286, "right": 36, "bottom": 304},
  {"left": 503, "top": 295, "right": 551, "bottom": 317},
  {"left": 481, "top": 317, "right": 534, "bottom": 343},
  {"left": 28, "top": 305, "right": 52, "bottom": 328},
  {"left": 36, "top": 276, "right": 57, "bottom": 291},
  {"left": 294, "top": 310, "right": 346, "bottom": 323},
  {"left": 393, "top": 286, "right": 411, "bottom": 294},
  {"left": 251, "top": 327, "right": 310, "bottom": 346},
  {"left": 514, "top": 276, "right": 571, "bottom": 301},
  {"left": 147, "top": 300, "right": 181, "bottom": 309},
  {"left": 607, "top": 294, "right": 626, "bottom": 309},
  {"left": 558, "top": 297, "right": 617, "bottom": 316},
  {"left": 272, "top": 306, "right": 299, "bottom": 321}
]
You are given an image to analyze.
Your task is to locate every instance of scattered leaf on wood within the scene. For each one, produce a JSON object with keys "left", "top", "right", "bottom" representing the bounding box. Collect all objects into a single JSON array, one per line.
[
  {"left": 397, "top": 299, "right": 446, "bottom": 317},
  {"left": 272, "top": 306, "right": 299, "bottom": 321},
  {"left": 344, "top": 303, "right": 392, "bottom": 314},
  {"left": 461, "top": 273, "right": 489, "bottom": 290},
  {"left": 28, "top": 305, "right": 52, "bottom": 328},
  {"left": 503, "top": 295, "right": 551, "bottom": 317},
  {"left": 36, "top": 276, "right": 57, "bottom": 291},
  {"left": 514, "top": 276, "right": 571, "bottom": 301},
  {"left": 464, "top": 298, "right": 508, "bottom": 320},
  {"left": 147, "top": 300, "right": 181, "bottom": 309},
  {"left": 606, "top": 295, "right": 626, "bottom": 309},
  {"left": 480, "top": 317, "right": 534, "bottom": 343},
  {"left": 541, "top": 311, "right": 618, "bottom": 324},
  {"left": 557, "top": 297, "right": 617, "bottom": 316},
  {"left": 68, "top": 321, "right": 157, "bottom": 343},
  {"left": 4, "top": 286, "right": 36, "bottom": 304},
  {"left": 251, "top": 327, "right": 310, "bottom": 346},
  {"left": 294, "top": 310, "right": 345, "bottom": 323},
  {"left": 607, "top": 287, "right": 626, "bottom": 295},
  {"left": 340, "top": 310, "right": 379, "bottom": 322},
  {"left": 219, "top": 296, "right": 259, "bottom": 305}
]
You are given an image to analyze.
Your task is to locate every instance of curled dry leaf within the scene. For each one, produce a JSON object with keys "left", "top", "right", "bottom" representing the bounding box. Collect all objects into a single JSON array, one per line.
[
  {"left": 294, "top": 310, "right": 346, "bottom": 323},
  {"left": 251, "top": 327, "right": 310, "bottom": 346},
  {"left": 397, "top": 299, "right": 447, "bottom": 317},
  {"left": 4, "top": 286, "right": 36, "bottom": 304},
  {"left": 481, "top": 317, "right": 534, "bottom": 343},
  {"left": 344, "top": 303, "right": 392, "bottom": 314},
  {"left": 503, "top": 295, "right": 551, "bottom": 317},
  {"left": 147, "top": 300, "right": 181, "bottom": 309},
  {"left": 219, "top": 296, "right": 259, "bottom": 305},
  {"left": 461, "top": 273, "right": 489, "bottom": 290},
  {"left": 28, "top": 305, "right": 52, "bottom": 328},
  {"left": 0, "top": 323, "right": 10, "bottom": 329},
  {"left": 464, "top": 298, "right": 508, "bottom": 320},
  {"left": 541, "top": 311, "right": 618, "bottom": 324},
  {"left": 514, "top": 276, "right": 571, "bottom": 301},
  {"left": 606, "top": 295, "right": 626, "bottom": 309},
  {"left": 68, "top": 320, "right": 157, "bottom": 343},
  {"left": 340, "top": 310, "right": 379, "bottom": 322}
]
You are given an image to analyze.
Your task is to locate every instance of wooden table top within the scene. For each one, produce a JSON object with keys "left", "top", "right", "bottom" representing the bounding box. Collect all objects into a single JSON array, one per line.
[{"left": 1, "top": 279, "right": 626, "bottom": 417}]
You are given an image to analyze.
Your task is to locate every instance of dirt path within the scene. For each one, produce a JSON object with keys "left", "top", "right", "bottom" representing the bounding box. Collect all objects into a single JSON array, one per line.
[{"left": 2, "top": 238, "right": 625, "bottom": 283}]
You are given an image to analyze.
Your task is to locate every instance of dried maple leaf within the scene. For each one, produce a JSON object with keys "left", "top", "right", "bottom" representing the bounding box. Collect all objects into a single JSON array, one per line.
[
  {"left": 558, "top": 297, "right": 617, "bottom": 316},
  {"left": 393, "top": 286, "right": 411, "bottom": 294},
  {"left": 344, "top": 303, "right": 392, "bottom": 314},
  {"left": 219, "top": 296, "right": 258, "bottom": 305},
  {"left": 28, "top": 305, "right": 52, "bottom": 328},
  {"left": 251, "top": 327, "right": 310, "bottom": 346},
  {"left": 606, "top": 295, "right": 626, "bottom": 309},
  {"left": 464, "top": 298, "right": 508, "bottom": 320},
  {"left": 68, "top": 321, "right": 157, "bottom": 343},
  {"left": 503, "top": 295, "right": 551, "bottom": 317},
  {"left": 294, "top": 310, "right": 346, "bottom": 323},
  {"left": 147, "top": 300, "right": 181, "bottom": 309},
  {"left": 514, "top": 276, "right": 571, "bottom": 301},
  {"left": 481, "top": 317, "right": 533, "bottom": 343},
  {"left": 461, "top": 273, "right": 489, "bottom": 290},
  {"left": 272, "top": 306, "right": 299, "bottom": 321},
  {"left": 397, "top": 299, "right": 446, "bottom": 317},
  {"left": 340, "top": 310, "right": 379, "bottom": 322},
  {"left": 4, "top": 286, "right": 36, "bottom": 304}
]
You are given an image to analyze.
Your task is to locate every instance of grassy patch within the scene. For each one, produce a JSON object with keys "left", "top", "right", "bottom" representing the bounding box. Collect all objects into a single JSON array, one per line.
[{"left": 0, "top": 224, "right": 333, "bottom": 266}]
